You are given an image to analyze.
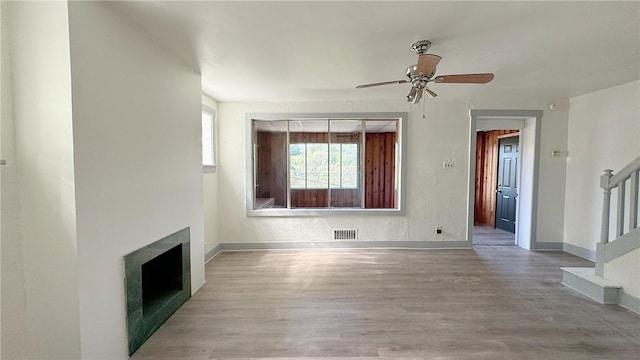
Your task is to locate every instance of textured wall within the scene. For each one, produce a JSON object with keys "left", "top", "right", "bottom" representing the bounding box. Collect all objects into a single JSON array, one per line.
[
  {"left": 68, "top": 2, "right": 205, "bottom": 358},
  {"left": 6, "top": 1, "right": 81, "bottom": 358},
  {"left": 1, "top": 2, "right": 28, "bottom": 357},
  {"left": 220, "top": 99, "right": 493, "bottom": 243},
  {"left": 604, "top": 248, "right": 640, "bottom": 298},
  {"left": 215, "top": 95, "right": 569, "bottom": 245},
  {"left": 564, "top": 80, "right": 640, "bottom": 251}
]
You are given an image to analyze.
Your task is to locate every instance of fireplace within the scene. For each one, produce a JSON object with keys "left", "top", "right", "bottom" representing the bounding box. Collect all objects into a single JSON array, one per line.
[{"left": 124, "top": 228, "right": 191, "bottom": 355}]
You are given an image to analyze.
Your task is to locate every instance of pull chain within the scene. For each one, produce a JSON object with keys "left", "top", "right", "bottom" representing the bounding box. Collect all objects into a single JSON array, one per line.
[{"left": 422, "top": 92, "right": 426, "bottom": 119}]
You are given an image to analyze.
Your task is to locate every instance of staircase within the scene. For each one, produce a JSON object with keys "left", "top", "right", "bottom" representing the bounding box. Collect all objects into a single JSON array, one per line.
[{"left": 562, "top": 155, "right": 640, "bottom": 312}]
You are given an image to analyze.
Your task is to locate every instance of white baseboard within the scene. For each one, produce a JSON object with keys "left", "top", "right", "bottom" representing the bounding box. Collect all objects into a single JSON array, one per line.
[
  {"left": 217, "top": 240, "right": 472, "bottom": 251},
  {"left": 204, "top": 244, "right": 222, "bottom": 263},
  {"left": 534, "top": 242, "right": 563, "bottom": 250},
  {"left": 619, "top": 291, "right": 640, "bottom": 314},
  {"left": 563, "top": 243, "right": 596, "bottom": 262}
]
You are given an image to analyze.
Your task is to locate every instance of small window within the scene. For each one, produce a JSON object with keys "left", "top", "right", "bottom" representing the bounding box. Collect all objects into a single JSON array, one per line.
[
  {"left": 202, "top": 106, "right": 216, "bottom": 168},
  {"left": 246, "top": 113, "right": 407, "bottom": 216}
]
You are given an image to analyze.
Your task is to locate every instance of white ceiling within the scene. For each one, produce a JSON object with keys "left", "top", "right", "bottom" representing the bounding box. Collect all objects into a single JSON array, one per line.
[{"left": 111, "top": 1, "right": 640, "bottom": 103}]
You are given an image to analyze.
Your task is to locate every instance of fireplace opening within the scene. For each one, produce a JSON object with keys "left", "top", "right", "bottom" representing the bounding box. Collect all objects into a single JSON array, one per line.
[
  {"left": 124, "top": 227, "right": 191, "bottom": 355},
  {"left": 141, "top": 244, "right": 183, "bottom": 318}
]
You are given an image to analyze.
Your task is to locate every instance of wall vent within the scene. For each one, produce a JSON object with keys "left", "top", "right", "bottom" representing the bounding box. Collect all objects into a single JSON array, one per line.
[{"left": 333, "top": 229, "right": 358, "bottom": 240}]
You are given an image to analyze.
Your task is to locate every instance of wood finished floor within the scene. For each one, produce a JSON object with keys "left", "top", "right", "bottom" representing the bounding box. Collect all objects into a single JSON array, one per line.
[
  {"left": 473, "top": 226, "right": 515, "bottom": 246},
  {"left": 132, "top": 248, "right": 640, "bottom": 360}
]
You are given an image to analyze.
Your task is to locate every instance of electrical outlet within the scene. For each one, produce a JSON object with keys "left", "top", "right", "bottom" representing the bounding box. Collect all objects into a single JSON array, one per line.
[
  {"left": 435, "top": 226, "right": 442, "bottom": 234},
  {"left": 442, "top": 160, "right": 455, "bottom": 170}
]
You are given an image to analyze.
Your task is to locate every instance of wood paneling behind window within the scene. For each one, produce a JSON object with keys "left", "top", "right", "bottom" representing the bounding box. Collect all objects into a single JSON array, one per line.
[
  {"left": 291, "top": 189, "right": 360, "bottom": 208},
  {"left": 256, "top": 132, "right": 287, "bottom": 206},
  {"left": 365, "top": 132, "right": 396, "bottom": 209}
]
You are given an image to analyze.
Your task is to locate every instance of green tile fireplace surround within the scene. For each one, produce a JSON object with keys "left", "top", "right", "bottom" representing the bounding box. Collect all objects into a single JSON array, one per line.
[{"left": 124, "top": 227, "right": 191, "bottom": 355}]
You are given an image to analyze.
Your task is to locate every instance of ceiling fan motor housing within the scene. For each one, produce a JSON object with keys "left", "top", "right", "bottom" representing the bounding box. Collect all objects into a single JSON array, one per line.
[{"left": 411, "top": 40, "right": 432, "bottom": 55}]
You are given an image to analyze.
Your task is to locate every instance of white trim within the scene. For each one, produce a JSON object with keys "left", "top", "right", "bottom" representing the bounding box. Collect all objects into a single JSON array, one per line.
[
  {"left": 563, "top": 243, "right": 597, "bottom": 262},
  {"left": 204, "top": 244, "right": 222, "bottom": 263},
  {"left": 619, "top": 291, "right": 640, "bottom": 314},
  {"left": 533, "top": 242, "right": 563, "bottom": 250},
  {"left": 216, "top": 240, "right": 471, "bottom": 251}
]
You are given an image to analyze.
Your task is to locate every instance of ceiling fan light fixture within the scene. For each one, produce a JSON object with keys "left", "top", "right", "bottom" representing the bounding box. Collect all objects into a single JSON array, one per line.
[
  {"left": 425, "top": 88, "right": 438, "bottom": 99},
  {"left": 407, "top": 87, "right": 417, "bottom": 102},
  {"left": 412, "top": 88, "right": 423, "bottom": 104}
]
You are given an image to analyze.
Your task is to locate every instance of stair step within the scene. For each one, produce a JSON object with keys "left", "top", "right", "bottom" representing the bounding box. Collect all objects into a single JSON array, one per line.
[{"left": 561, "top": 267, "right": 622, "bottom": 304}]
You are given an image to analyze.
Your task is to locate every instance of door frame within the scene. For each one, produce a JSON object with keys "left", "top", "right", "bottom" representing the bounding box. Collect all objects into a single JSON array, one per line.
[{"left": 467, "top": 109, "right": 544, "bottom": 250}]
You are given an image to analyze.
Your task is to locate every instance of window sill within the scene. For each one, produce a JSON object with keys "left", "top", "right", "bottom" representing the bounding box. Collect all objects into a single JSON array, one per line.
[{"left": 246, "top": 207, "right": 405, "bottom": 217}]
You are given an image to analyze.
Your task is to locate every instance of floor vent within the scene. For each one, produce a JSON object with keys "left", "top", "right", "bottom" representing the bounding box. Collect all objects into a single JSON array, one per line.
[{"left": 333, "top": 229, "right": 358, "bottom": 240}]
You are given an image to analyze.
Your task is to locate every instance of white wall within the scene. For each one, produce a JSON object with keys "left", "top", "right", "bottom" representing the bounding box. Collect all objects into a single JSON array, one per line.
[
  {"left": 604, "top": 248, "right": 640, "bottom": 298},
  {"left": 216, "top": 96, "right": 569, "bottom": 245},
  {"left": 67, "top": 2, "right": 205, "bottom": 358},
  {"left": 564, "top": 81, "right": 640, "bottom": 252},
  {"left": 6, "top": 2, "right": 81, "bottom": 358},
  {"left": 202, "top": 94, "right": 220, "bottom": 255},
  {"left": 1, "top": 2, "right": 28, "bottom": 357}
]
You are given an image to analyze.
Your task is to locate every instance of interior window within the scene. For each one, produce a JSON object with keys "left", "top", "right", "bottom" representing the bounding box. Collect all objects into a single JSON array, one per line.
[{"left": 247, "top": 113, "right": 406, "bottom": 216}]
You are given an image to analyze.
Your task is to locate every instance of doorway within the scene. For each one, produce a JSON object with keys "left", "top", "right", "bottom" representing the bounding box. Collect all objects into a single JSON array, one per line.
[
  {"left": 473, "top": 130, "right": 518, "bottom": 245},
  {"left": 467, "top": 110, "right": 544, "bottom": 250}
]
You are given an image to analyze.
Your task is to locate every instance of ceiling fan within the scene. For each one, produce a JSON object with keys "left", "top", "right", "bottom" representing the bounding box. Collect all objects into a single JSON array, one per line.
[{"left": 356, "top": 40, "right": 494, "bottom": 104}]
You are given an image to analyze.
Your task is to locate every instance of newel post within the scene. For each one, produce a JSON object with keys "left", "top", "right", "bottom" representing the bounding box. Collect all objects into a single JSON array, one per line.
[{"left": 600, "top": 169, "right": 614, "bottom": 245}]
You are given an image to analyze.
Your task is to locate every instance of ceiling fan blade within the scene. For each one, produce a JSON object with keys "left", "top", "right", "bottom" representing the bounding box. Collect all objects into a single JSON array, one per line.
[
  {"left": 433, "top": 73, "right": 495, "bottom": 84},
  {"left": 356, "top": 79, "right": 409, "bottom": 89},
  {"left": 415, "top": 54, "right": 442, "bottom": 75}
]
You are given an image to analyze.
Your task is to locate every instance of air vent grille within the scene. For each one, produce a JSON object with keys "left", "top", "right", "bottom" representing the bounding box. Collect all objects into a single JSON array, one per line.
[{"left": 333, "top": 229, "right": 358, "bottom": 240}]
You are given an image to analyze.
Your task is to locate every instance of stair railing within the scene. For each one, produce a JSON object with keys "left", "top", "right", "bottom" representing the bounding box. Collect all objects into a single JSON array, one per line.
[{"left": 596, "top": 155, "right": 640, "bottom": 275}]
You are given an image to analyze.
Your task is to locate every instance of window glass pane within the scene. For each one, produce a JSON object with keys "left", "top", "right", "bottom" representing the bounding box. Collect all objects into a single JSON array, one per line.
[
  {"left": 202, "top": 111, "right": 213, "bottom": 165},
  {"left": 305, "top": 144, "right": 328, "bottom": 188},
  {"left": 289, "top": 144, "right": 306, "bottom": 189},
  {"left": 341, "top": 144, "right": 358, "bottom": 188},
  {"left": 254, "top": 120, "right": 288, "bottom": 208},
  {"left": 329, "top": 119, "right": 361, "bottom": 208}
]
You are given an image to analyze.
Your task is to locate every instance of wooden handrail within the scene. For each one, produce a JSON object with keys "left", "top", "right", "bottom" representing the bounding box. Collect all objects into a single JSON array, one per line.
[{"left": 604, "top": 155, "right": 640, "bottom": 190}]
